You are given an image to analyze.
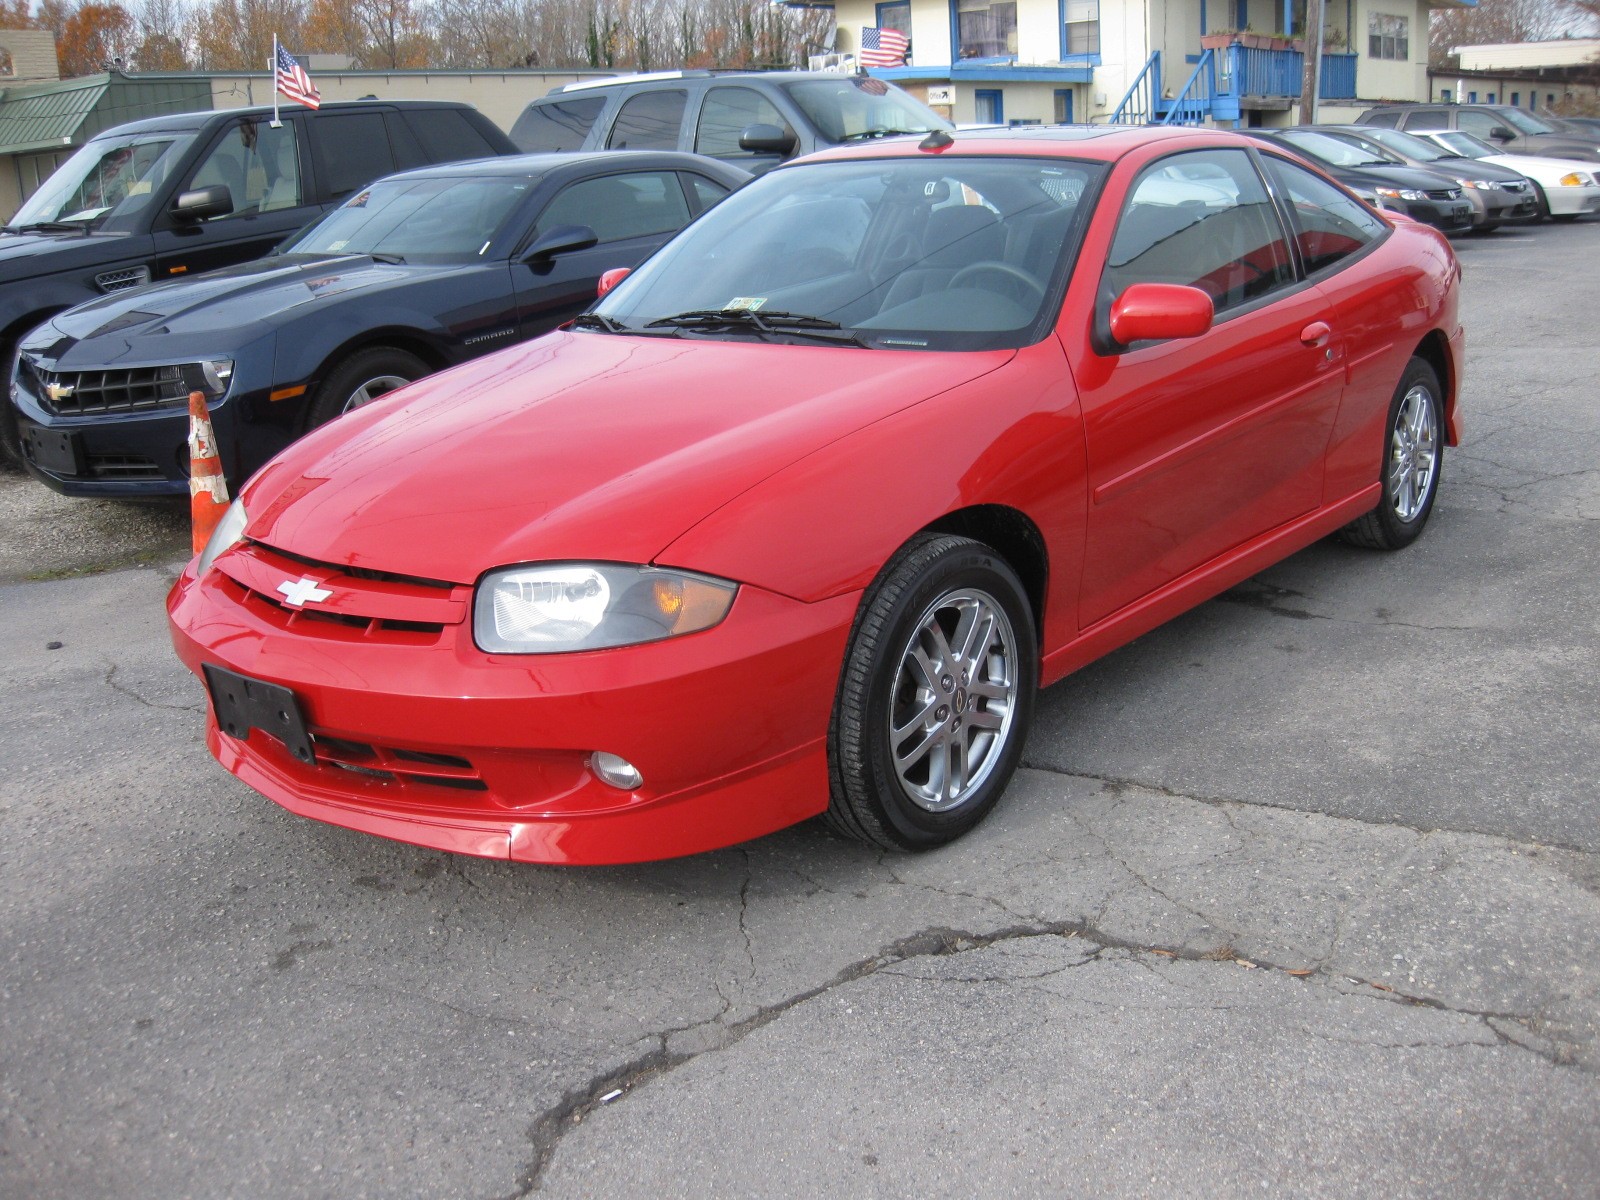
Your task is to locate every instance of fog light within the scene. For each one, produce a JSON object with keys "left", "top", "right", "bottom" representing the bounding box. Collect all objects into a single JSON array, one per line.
[{"left": 590, "top": 751, "right": 643, "bottom": 790}]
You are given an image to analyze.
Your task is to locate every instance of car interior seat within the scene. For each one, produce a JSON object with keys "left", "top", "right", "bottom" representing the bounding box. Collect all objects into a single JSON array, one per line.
[{"left": 879, "top": 204, "right": 1008, "bottom": 310}]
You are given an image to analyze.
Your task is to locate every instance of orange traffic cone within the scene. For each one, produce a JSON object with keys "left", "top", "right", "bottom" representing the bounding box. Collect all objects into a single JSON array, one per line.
[{"left": 188, "top": 389, "right": 229, "bottom": 554}]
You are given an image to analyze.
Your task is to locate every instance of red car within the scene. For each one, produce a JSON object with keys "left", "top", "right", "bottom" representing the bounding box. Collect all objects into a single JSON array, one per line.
[{"left": 168, "top": 126, "right": 1463, "bottom": 865}]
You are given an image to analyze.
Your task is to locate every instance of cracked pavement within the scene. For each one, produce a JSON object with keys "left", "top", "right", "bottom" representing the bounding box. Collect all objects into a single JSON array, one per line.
[{"left": 3, "top": 221, "right": 1598, "bottom": 1197}]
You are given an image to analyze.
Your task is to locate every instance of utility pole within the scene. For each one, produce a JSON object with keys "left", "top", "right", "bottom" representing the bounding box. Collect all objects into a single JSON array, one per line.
[{"left": 1299, "top": 0, "right": 1325, "bottom": 124}]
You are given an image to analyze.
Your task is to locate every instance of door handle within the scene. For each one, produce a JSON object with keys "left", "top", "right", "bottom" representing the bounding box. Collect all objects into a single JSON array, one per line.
[{"left": 1300, "top": 321, "right": 1331, "bottom": 347}]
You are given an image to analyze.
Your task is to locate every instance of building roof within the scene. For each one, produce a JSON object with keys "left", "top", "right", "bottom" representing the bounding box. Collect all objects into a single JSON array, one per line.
[
  {"left": 1454, "top": 40, "right": 1600, "bottom": 71},
  {"left": 0, "top": 72, "right": 214, "bottom": 156}
]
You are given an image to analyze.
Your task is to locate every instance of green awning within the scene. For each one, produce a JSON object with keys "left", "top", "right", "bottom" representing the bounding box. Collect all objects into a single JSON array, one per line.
[{"left": 0, "top": 75, "right": 110, "bottom": 155}]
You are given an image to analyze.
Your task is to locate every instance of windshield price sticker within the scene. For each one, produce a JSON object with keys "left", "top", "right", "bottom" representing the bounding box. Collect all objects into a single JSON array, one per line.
[{"left": 725, "top": 297, "right": 767, "bottom": 311}]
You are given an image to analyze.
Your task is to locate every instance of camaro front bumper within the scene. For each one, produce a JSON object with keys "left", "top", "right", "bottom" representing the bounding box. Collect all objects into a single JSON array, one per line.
[{"left": 167, "top": 552, "right": 860, "bottom": 865}]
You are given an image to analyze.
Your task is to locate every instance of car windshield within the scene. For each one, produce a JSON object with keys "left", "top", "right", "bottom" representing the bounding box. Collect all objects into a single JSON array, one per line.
[
  {"left": 1431, "top": 131, "right": 1495, "bottom": 159},
  {"left": 593, "top": 155, "right": 1102, "bottom": 352},
  {"left": 1499, "top": 108, "right": 1557, "bottom": 135},
  {"left": 1282, "top": 131, "right": 1392, "bottom": 167},
  {"left": 9, "top": 132, "right": 192, "bottom": 230},
  {"left": 1358, "top": 127, "right": 1451, "bottom": 162},
  {"left": 284, "top": 176, "right": 531, "bottom": 262},
  {"left": 782, "top": 78, "right": 951, "bottom": 143}
]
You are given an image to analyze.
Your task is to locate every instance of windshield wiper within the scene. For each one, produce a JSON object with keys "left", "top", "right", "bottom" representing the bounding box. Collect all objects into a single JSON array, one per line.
[
  {"left": 569, "top": 312, "right": 631, "bottom": 334},
  {"left": 368, "top": 252, "right": 406, "bottom": 265},
  {"left": 1, "top": 220, "right": 91, "bottom": 235},
  {"left": 837, "top": 128, "right": 925, "bottom": 142},
  {"left": 644, "top": 309, "right": 868, "bottom": 346}
]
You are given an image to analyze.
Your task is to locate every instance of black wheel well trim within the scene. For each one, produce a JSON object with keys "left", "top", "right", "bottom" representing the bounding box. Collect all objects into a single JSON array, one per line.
[
  {"left": 1411, "top": 330, "right": 1453, "bottom": 434},
  {"left": 918, "top": 505, "right": 1049, "bottom": 648}
]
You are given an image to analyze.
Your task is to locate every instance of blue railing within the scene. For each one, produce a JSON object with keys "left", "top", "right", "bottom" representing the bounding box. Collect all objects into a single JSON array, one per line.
[
  {"left": 1110, "top": 52, "right": 1160, "bottom": 124},
  {"left": 1219, "top": 45, "right": 1357, "bottom": 100},
  {"left": 1160, "top": 48, "right": 1215, "bottom": 125}
]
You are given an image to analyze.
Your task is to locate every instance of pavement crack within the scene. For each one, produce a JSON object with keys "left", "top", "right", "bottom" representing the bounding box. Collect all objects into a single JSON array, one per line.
[
  {"left": 102, "top": 661, "right": 204, "bottom": 714},
  {"left": 736, "top": 849, "right": 757, "bottom": 984}
]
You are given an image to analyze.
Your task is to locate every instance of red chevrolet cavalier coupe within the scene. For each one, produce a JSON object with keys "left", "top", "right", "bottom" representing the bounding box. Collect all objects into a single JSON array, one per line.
[{"left": 168, "top": 126, "right": 1463, "bottom": 865}]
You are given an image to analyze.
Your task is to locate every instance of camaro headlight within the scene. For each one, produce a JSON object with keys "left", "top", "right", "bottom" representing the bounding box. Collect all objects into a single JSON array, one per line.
[
  {"left": 1559, "top": 172, "right": 1594, "bottom": 187},
  {"left": 197, "top": 498, "right": 247, "bottom": 575},
  {"left": 1375, "top": 187, "right": 1428, "bottom": 202},
  {"left": 474, "top": 563, "right": 737, "bottom": 654}
]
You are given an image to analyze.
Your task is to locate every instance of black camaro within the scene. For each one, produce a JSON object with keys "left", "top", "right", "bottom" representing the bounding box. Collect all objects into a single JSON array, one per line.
[{"left": 10, "top": 151, "right": 748, "bottom": 496}]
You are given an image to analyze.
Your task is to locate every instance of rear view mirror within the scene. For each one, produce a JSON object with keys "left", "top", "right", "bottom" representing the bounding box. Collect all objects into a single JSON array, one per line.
[
  {"left": 739, "top": 123, "right": 797, "bottom": 156},
  {"left": 171, "top": 185, "right": 233, "bottom": 222},
  {"left": 1109, "top": 283, "right": 1214, "bottom": 346},
  {"left": 523, "top": 224, "right": 599, "bottom": 263},
  {"left": 597, "top": 267, "right": 630, "bottom": 298}
]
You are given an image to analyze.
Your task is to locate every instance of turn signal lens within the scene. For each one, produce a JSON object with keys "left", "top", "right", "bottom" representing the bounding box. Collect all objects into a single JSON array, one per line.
[{"left": 1559, "top": 172, "right": 1590, "bottom": 187}]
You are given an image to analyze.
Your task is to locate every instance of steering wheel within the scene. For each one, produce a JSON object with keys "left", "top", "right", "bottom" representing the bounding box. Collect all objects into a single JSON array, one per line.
[{"left": 948, "top": 261, "right": 1047, "bottom": 304}]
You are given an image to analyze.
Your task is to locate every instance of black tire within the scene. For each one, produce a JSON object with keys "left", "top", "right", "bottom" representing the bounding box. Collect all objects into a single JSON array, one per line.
[
  {"left": 1530, "top": 181, "right": 1552, "bottom": 222},
  {"left": 305, "top": 347, "right": 427, "bottom": 429},
  {"left": 826, "top": 533, "right": 1038, "bottom": 852},
  {"left": 1339, "top": 356, "right": 1443, "bottom": 551},
  {"left": 1, "top": 337, "right": 24, "bottom": 468}
]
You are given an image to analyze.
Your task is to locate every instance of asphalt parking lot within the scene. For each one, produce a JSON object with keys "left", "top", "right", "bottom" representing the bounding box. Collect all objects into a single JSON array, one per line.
[{"left": 2, "top": 218, "right": 1597, "bottom": 1198}]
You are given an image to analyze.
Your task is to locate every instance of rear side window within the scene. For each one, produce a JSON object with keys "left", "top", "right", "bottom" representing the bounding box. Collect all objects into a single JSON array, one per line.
[
  {"left": 1105, "top": 149, "right": 1294, "bottom": 316},
  {"left": 536, "top": 170, "right": 691, "bottom": 243},
  {"left": 1402, "top": 110, "right": 1450, "bottom": 130},
  {"left": 1262, "top": 156, "right": 1386, "bottom": 274},
  {"left": 512, "top": 97, "right": 606, "bottom": 152},
  {"left": 684, "top": 173, "right": 732, "bottom": 214},
  {"left": 607, "top": 90, "right": 687, "bottom": 150},
  {"left": 311, "top": 111, "right": 397, "bottom": 199},
  {"left": 1362, "top": 109, "right": 1401, "bottom": 128},
  {"left": 407, "top": 109, "right": 500, "bottom": 162},
  {"left": 695, "top": 88, "right": 788, "bottom": 158}
]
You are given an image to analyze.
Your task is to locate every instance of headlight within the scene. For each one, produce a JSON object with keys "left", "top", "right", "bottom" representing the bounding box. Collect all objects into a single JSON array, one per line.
[
  {"left": 1559, "top": 172, "right": 1594, "bottom": 187},
  {"left": 197, "top": 498, "right": 247, "bottom": 575},
  {"left": 198, "top": 358, "right": 234, "bottom": 397},
  {"left": 474, "top": 563, "right": 737, "bottom": 654},
  {"left": 1375, "top": 187, "right": 1428, "bottom": 202}
]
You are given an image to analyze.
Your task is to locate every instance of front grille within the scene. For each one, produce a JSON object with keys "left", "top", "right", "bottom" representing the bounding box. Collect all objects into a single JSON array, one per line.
[
  {"left": 24, "top": 357, "right": 192, "bottom": 416},
  {"left": 311, "top": 733, "right": 487, "bottom": 793},
  {"left": 1501, "top": 180, "right": 1530, "bottom": 194},
  {"left": 1427, "top": 188, "right": 1463, "bottom": 202},
  {"left": 86, "top": 453, "right": 161, "bottom": 480}
]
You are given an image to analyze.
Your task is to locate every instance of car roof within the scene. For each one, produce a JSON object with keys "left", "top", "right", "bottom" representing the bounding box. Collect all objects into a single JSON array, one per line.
[
  {"left": 91, "top": 99, "right": 479, "bottom": 140},
  {"left": 550, "top": 70, "right": 864, "bottom": 96},
  {"left": 376, "top": 149, "right": 748, "bottom": 184},
  {"left": 799, "top": 123, "right": 1254, "bottom": 167}
]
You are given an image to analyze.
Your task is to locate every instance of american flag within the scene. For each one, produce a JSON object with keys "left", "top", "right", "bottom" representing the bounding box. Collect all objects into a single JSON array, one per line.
[
  {"left": 275, "top": 44, "right": 321, "bottom": 109},
  {"left": 860, "top": 26, "right": 909, "bottom": 68}
]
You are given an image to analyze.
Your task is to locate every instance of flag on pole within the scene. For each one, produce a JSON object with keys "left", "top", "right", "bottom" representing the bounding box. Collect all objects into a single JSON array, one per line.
[
  {"left": 859, "top": 26, "right": 909, "bottom": 68},
  {"left": 274, "top": 44, "right": 321, "bottom": 109}
]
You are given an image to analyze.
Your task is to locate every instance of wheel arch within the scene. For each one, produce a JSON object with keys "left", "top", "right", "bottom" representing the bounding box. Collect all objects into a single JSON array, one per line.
[
  {"left": 297, "top": 329, "right": 451, "bottom": 431},
  {"left": 919, "top": 505, "right": 1049, "bottom": 647},
  {"left": 1411, "top": 328, "right": 1456, "bottom": 444}
]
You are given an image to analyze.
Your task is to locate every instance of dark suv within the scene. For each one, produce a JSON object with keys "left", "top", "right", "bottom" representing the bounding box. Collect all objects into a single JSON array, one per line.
[
  {"left": 510, "top": 71, "right": 951, "bottom": 175},
  {"left": 0, "top": 100, "right": 514, "bottom": 461},
  {"left": 1356, "top": 104, "right": 1600, "bottom": 163}
]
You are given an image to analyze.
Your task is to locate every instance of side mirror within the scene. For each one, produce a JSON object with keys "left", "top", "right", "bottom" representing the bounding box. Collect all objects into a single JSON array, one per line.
[
  {"left": 739, "top": 122, "right": 797, "bottom": 156},
  {"left": 522, "top": 224, "right": 599, "bottom": 263},
  {"left": 1489, "top": 125, "right": 1515, "bottom": 141},
  {"left": 1109, "top": 283, "right": 1214, "bottom": 346},
  {"left": 171, "top": 185, "right": 233, "bottom": 222},
  {"left": 597, "top": 267, "right": 630, "bottom": 298}
]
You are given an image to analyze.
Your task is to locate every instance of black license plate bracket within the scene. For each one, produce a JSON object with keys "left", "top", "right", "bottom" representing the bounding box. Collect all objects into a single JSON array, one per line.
[
  {"left": 20, "top": 421, "right": 83, "bottom": 475},
  {"left": 203, "top": 664, "right": 315, "bottom": 764}
]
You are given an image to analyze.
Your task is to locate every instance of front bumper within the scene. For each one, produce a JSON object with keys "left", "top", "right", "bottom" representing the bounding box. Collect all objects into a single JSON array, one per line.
[
  {"left": 1545, "top": 183, "right": 1600, "bottom": 217},
  {"left": 1401, "top": 196, "right": 1475, "bottom": 236},
  {"left": 167, "top": 553, "right": 859, "bottom": 865}
]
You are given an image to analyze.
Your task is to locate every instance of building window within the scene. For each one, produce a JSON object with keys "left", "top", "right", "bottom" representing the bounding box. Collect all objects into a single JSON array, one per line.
[
  {"left": 1062, "top": 0, "right": 1098, "bottom": 55},
  {"left": 1367, "top": 13, "right": 1408, "bottom": 61},
  {"left": 1440, "top": 89, "right": 1452, "bottom": 101},
  {"left": 1511, "top": 91, "right": 1520, "bottom": 107},
  {"left": 0, "top": 48, "right": 13, "bottom": 77},
  {"left": 1054, "top": 88, "right": 1074, "bottom": 123},
  {"left": 877, "top": 0, "right": 911, "bottom": 36},
  {"left": 957, "top": 0, "right": 1017, "bottom": 59},
  {"left": 974, "top": 88, "right": 1004, "bottom": 123},
  {"left": 1468, "top": 91, "right": 1477, "bottom": 102}
]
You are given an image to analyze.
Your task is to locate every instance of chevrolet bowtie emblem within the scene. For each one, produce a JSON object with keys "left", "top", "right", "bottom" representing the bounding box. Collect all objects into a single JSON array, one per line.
[
  {"left": 45, "top": 382, "right": 75, "bottom": 403},
  {"left": 277, "top": 577, "right": 333, "bottom": 607}
]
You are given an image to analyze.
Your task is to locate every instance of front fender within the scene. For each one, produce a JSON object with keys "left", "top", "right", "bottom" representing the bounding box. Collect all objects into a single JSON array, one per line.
[{"left": 658, "top": 336, "right": 1087, "bottom": 654}]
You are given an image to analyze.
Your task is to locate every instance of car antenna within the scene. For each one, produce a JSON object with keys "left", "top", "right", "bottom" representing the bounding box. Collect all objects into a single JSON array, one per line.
[{"left": 918, "top": 129, "right": 954, "bottom": 152}]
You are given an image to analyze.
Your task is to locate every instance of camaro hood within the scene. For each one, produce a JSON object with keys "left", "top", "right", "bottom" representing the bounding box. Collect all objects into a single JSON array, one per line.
[
  {"left": 42, "top": 254, "right": 455, "bottom": 351},
  {"left": 243, "top": 331, "right": 1013, "bottom": 584}
]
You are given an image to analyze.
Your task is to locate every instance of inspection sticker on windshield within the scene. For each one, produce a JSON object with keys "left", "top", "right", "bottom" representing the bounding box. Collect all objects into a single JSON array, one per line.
[{"left": 725, "top": 297, "right": 767, "bottom": 311}]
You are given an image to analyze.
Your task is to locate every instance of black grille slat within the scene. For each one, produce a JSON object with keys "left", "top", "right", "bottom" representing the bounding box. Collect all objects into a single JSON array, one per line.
[{"left": 26, "top": 359, "right": 190, "bottom": 416}]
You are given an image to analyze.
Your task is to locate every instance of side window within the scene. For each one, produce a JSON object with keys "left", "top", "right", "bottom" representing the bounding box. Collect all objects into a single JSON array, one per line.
[
  {"left": 512, "top": 97, "right": 605, "bottom": 152},
  {"left": 1403, "top": 109, "right": 1450, "bottom": 131},
  {"left": 185, "top": 118, "right": 302, "bottom": 218},
  {"left": 535, "top": 171, "right": 692, "bottom": 243},
  {"left": 1104, "top": 149, "right": 1294, "bottom": 316},
  {"left": 1261, "top": 155, "right": 1386, "bottom": 274},
  {"left": 606, "top": 90, "right": 687, "bottom": 150},
  {"left": 1362, "top": 109, "right": 1401, "bottom": 128},
  {"left": 310, "top": 111, "right": 397, "bottom": 200},
  {"left": 684, "top": 173, "right": 731, "bottom": 215},
  {"left": 1457, "top": 111, "right": 1502, "bottom": 140},
  {"left": 695, "top": 88, "right": 789, "bottom": 158},
  {"left": 407, "top": 108, "right": 499, "bottom": 162}
]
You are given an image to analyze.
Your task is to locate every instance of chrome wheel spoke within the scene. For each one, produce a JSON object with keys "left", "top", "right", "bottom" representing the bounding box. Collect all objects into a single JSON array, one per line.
[
  {"left": 894, "top": 724, "right": 943, "bottom": 776},
  {"left": 891, "top": 693, "right": 941, "bottom": 744}
]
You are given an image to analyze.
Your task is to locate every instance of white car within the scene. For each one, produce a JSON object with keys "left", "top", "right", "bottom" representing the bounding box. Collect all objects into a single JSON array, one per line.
[{"left": 1413, "top": 130, "right": 1600, "bottom": 221}]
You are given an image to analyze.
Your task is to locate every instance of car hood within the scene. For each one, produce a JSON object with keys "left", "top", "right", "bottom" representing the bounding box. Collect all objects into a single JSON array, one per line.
[
  {"left": 1523, "top": 134, "right": 1600, "bottom": 159},
  {"left": 1483, "top": 152, "right": 1597, "bottom": 179},
  {"left": 0, "top": 228, "right": 141, "bottom": 278},
  {"left": 42, "top": 254, "right": 459, "bottom": 349},
  {"left": 1421, "top": 156, "right": 1530, "bottom": 184},
  {"left": 242, "top": 331, "right": 1013, "bottom": 585},
  {"left": 1340, "top": 163, "right": 1462, "bottom": 191}
]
